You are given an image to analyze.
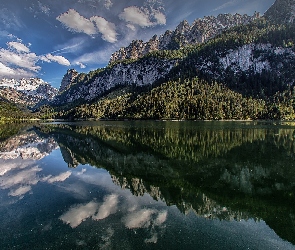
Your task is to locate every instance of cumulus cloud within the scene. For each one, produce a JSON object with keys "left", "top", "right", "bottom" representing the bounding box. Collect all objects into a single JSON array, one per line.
[
  {"left": 0, "top": 62, "right": 16, "bottom": 78},
  {"left": 75, "top": 62, "right": 86, "bottom": 69},
  {"left": 126, "top": 24, "right": 136, "bottom": 31},
  {"left": 119, "top": 6, "right": 153, "bottom": 27},
  {"left": 152, "top": 10, "right": 166, "bottom": 25},
  {"left": 57, "top": 9, "right": 97, "bottom": 36},
  {"left": 0, "top": 156, "right": 72, "bottom": 199},
  {"left": 119, "top": 4, "right": 166, "bottom": 28},
  {"left": 0, "top": 40, "right": 71, "bottom": 79},
  {"left": 0, "top": 48, "right": 40, "bottom": 72},
  {"left": 92, "top": 194, "right": 118, "bottom": 220},
  {"left": 7, "top": 41, "right": 30, "bottom": 53},
  {"left": 8, "top": 185, "right": 32, "bottom": 197},
  {"left": 90, "top": 16, "right": 117, "bottom": 43},
  {"left": 124, "top": 209, "right": 155, "bottom": 229},
  {"left": 46, "top": 171, "right": 72, "bottom": 183},
  {"left": 0, "top": 166, "right": 41, "bottom": 189},
  {"left": 41, "top": 54, "right": 71, "bottom": 66},
  {"left": 59, "top": 201, "right": 99, "bottom": 228},
  {"left": 59, "top": 194, "right": 118, "bottom": 228},
  {"left": 56, "top": 9, "right": 117, "bottom": 43}
]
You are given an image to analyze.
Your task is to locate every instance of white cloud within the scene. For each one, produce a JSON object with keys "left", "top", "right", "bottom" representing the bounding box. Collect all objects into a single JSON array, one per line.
[
  {"left": 126, "top": 24, "right": 136, "bottom": 31},
  {"left": 8, "top": 185, "right": 32, "bottom": 197},
  {"left": 0, "top": 165, "right": 41, "bottom": 197},
  {"left": 0, "top": 41, "right": 72, "bottom": 78},
  {"left": 59, "top": 201, "right": 100, "bottom": 228},
  {"left": 53, "top": 37, "right": 86, "bottom": 54},
  {"left": 0, "top": 48, "right": 40, "bottom": 72},
  {"left": 119, "top": 6, "right": 153, "bottom": 27},
  {"left": 92, "top": 194, "right": 118, "bottom": 220},
  {"left": 57, "top": 9, "right": 117, "bottom": 43},
  {"left": 46, "top": 171, "right": 72, "bottom": 183},
  {"left": 90, "top": 16, "right": 117, "bottom": 43},
  {"left": 56, "top": 9, "right": 97, "bottom": 36},
  {"left": 0, "top": 64, "right": 35, "bottom": 78},
  {"left": 7, "top": 42, "right": 30, "bottom": 53},
  {"left": 41, "top": 53, "right": 71, "bottom": 66},
  {"left": 59, "top": 194, "right": 118, "bottom": 228},
  {"left": 0, "top": 159, "right": 33, "bottom": 175},
  {"left": 75, "top": 62, "right": 86, "bottom": 69},
  {"left": 124, "top": 209, "right": 155, "bottom": 229},
  {"left": 0, "top": 62, "right": 16, "bottom": 77},
  {"left": 119, "top": 4, "right": 166, "bottom": 28},
  {"left": 104, "top": 0, "right": 113, "bottom": 9},
  {"left": 154, "top": 210, "right": 167, "bottom": 226},
  {"left": 153, "top": 10, "right": 166, "bottom": 25}
]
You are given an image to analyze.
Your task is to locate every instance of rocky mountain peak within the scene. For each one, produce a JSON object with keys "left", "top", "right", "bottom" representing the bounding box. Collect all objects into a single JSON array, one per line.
[
  {"left": 109, "top": 12, "right": 260, "bottom": 64},
  {"left": 0, "top": 78, "right": 58, "bottom": 107},
  {"left": 264, "top": 0, "right": 295, "bottom": 24},
  {"left": 175, "top": 20, "right": 190, "bottom": 34},
  {"left": 59, "top": 69, "right": 79, "bottom": 93}
]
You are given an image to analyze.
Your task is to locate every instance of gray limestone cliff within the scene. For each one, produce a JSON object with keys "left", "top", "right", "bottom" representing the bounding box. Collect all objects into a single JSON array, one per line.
[
  {"left": 59, "top": 69, "right": 79, "bottom": 93},
  {"left": 264, "top": 0, "right": 295, "bottom": 24}
]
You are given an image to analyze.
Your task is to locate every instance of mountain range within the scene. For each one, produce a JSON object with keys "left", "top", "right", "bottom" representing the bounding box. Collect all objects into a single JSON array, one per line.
[{"left": 1, "top": 0, "right": 295, "bottom": 120}]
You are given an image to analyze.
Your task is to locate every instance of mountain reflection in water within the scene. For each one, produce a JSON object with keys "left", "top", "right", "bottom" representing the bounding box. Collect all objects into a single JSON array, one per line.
[{"left": 0, "top": 121, "right": 294, "bottom": 249}]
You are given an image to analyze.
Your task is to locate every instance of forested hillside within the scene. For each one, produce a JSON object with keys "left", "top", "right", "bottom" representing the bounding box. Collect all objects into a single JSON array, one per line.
[{"left": 46, "top": 10, "right": 295, "bottom": 121}]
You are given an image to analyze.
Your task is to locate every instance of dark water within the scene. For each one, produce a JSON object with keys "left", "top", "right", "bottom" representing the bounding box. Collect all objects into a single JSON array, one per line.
[{"left": 0, "top": 121, "right": 295, "bottom": 249}]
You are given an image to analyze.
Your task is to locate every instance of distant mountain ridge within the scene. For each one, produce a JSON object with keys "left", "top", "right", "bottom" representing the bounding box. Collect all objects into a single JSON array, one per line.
[
  {"left": 109, "top": 12, "right": 260, "bottom": 63},
  {"left": 0, "top": 78, "right": 58, "bottom": 108}
]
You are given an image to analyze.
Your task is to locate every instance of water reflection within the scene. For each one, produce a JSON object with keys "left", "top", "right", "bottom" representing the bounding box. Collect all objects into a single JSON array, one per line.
[{"left": 0, "top": 121, "right": 294, "bottom": 249}]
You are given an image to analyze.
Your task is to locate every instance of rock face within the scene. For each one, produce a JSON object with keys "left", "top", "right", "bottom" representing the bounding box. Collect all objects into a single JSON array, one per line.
[
  {"left": 264, "top": 0, "right": 295, "bottom": 24},
  {"left": 59, "top": 69, "right": 79, "bottom": 93},
  {"left": 109, "top": 13, "right": 259, "bottom": 63},
  {"left": 53, "top": 58, "right": 177, "bottom": 105},
  {"left": 199, "top": 43, "right": 295, "bottom": 83},
  {"left": 0, "top": 78, "right": 58, "bottom": 107}
]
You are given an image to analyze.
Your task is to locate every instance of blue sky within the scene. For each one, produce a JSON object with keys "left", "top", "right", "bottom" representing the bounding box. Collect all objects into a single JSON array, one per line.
[{"left": 0, "top": 0, "right": 275, "bottom": 88}]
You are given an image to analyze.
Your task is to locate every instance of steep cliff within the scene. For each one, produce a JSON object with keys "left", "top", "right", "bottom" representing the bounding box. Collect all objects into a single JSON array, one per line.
[
  {"left": 59, "top": 69, "right": 79, "bottom": 93},
  {"left": 264, "top": 0, "right": 295, "bottom": 24}
]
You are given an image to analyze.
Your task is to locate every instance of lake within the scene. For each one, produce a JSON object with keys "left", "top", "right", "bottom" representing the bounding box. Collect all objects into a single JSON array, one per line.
[{"left": 0, "top": 121, "right": 294, "bottom": 249}]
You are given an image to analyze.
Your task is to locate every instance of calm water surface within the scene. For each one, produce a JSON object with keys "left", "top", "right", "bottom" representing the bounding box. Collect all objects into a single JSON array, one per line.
[{"left": 0, "top": 121, "right": 295, "bottom": 249}]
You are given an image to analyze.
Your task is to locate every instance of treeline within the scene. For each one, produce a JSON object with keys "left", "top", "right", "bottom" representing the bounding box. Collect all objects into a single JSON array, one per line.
[
  {"left": 0, "top": 99, "right": 34, "bottom": 120},
  {"left": 46, "top": 77, "right": 295, "bottom": 120}
]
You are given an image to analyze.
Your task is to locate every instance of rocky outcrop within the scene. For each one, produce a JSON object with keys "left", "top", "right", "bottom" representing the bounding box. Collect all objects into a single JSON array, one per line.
[
  {"left": 53, "top": 58, "right": 177, "bottom": 105},
  {"left": 264, "top": 0, "right": 295, "bottom": 24},
  {"left": 109, "top": 13, "right": 260, "bottom": 63},
  {"left": 59, "top": 69, "right": 79, "bottom": 93}
]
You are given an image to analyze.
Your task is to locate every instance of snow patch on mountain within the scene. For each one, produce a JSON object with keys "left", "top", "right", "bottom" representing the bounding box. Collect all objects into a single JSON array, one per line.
[{"left": 0, "top": 78, "right": 58, "bottom": 107}]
